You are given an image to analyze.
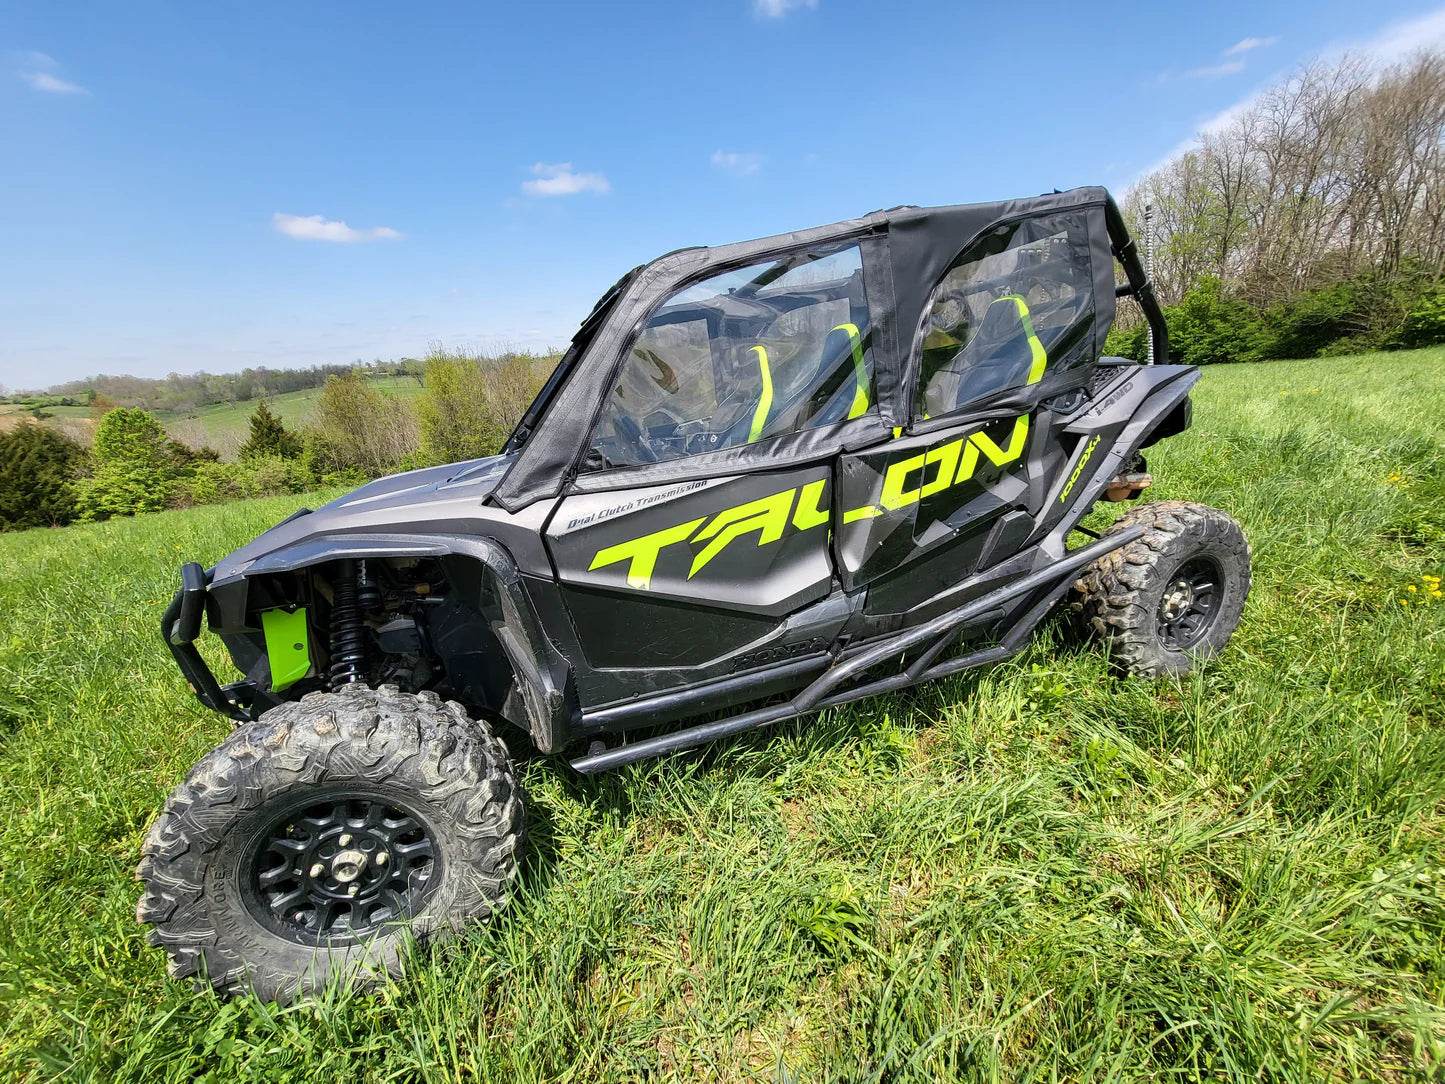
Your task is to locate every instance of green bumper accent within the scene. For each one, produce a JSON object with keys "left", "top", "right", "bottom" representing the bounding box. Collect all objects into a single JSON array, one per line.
[{"left": 261, "top": 607, "right": 311, "bottom": 692}]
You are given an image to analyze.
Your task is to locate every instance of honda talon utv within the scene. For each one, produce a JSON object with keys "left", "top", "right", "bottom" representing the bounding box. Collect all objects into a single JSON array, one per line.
[{"left": 138, "top": 186, "right": 1250, "bottom": 1000}]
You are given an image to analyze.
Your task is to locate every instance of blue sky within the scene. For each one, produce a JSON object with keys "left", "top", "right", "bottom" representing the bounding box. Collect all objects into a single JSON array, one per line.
[{"left": 3, "top": 1, "right": 1444, "bottom": 389}]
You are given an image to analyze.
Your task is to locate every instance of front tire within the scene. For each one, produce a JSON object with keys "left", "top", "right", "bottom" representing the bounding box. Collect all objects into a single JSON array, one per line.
[
  {"left": 1070, "top": 500, "right": 1251, "bottom": 678},
  {"left": 136, "top": 685, "right": 524, "bottom": 1002}
]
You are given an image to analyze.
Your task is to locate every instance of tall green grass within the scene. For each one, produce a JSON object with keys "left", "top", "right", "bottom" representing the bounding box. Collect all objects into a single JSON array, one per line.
[{"left": 1, "top": 350, "right": 1442, "bottom": 1081}]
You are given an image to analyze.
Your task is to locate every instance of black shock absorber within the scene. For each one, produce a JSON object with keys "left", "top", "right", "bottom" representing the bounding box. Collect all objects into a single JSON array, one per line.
[
  {"left": 357, "top": 558, "right": 383, "bottom": 615},
  {"left": 328, "top": 558, "right": 367, "bottom": 688}
]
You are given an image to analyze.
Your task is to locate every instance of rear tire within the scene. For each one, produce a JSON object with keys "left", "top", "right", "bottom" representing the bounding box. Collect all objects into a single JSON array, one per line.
[
  {"left": 135, "top": 684, "right": 524, "bottom": 1002},
  {"left": 1070, "top": 500, "right": 1251, "bottom": 678}
]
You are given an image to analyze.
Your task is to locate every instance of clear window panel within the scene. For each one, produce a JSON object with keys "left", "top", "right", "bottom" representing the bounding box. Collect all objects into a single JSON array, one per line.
[
  {"left": 917, "top": 213, "right": 1095, "bottom": 419},
  {"left": 585, "top": 243, "right": 875, "bottom": 470}
]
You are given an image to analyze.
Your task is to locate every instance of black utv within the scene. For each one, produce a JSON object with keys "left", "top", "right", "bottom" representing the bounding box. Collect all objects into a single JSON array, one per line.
[{"left": 139, "top": 186, "right": 1251, "bottom": 1000}]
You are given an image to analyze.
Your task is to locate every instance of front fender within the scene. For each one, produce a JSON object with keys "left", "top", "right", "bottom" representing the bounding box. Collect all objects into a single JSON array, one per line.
[{"left": 200, "top": 533, "right": 579, "bottom": 753}]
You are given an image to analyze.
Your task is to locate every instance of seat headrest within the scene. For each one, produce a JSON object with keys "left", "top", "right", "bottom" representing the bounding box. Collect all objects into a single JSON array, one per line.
[{"left": 975, "top": 295, "right": 1026, "bottom": 348}]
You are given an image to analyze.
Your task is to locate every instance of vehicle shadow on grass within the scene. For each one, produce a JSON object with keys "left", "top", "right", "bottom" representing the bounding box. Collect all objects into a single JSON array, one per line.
[
  {"left": 489, "top": 618, "right": 1106, "bottom": 930},
  {"left": 428, "top": 625, "right": 1105, "bottom": 994}
]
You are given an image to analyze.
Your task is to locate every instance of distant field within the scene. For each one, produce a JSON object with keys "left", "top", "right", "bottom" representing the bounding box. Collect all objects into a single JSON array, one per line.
[
  {"left": 0, "top": 401, "right": 93, "bottom": 424},
  {"left": 0, "top": 349, "right": 1442, "bottom": 1081},
  {"left": 0, "top": 374, "right": 425, "bottom": 455},
  {"left": 0, "top": 403, "right": 93, "bottom": 420},
  {"left": 160, "top": 374, "right": 424, "bottom": 453}
]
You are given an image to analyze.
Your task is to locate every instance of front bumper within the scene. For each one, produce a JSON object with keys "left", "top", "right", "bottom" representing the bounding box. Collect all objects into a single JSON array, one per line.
[{"left": 161, "top": 562, "right": 257, "bottom": 723}]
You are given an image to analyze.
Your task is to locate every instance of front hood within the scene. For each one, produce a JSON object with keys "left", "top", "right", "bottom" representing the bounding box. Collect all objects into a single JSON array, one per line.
[
  {"left": 211, "top": 453, "right": 517, "bottom": 586},
  {"left": 320, "top": 453, "right": 512, "bottom": 511}
]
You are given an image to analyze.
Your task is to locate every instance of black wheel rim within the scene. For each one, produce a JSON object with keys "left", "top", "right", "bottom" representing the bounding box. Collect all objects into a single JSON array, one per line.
[
  {"left": 243, "top": 793, "right": 440, "bottom": 945},
  {"left": 1156, "top": 555, "right": 1224, "bottom": 651}
]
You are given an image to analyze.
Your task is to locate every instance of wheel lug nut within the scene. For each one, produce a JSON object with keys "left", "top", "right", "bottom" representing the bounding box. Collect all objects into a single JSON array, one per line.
[
  {"left": 376, "top": 852, "right": 389, "bottom": 867},
  {"left": 309, "top": 862, "right": 325, "bottom": 878},
  {"left": 338, "top": 833, "right": 353, "bottom": 846},
  {"left": 347, "top": 883, "right": 360, "bottom": 896}
]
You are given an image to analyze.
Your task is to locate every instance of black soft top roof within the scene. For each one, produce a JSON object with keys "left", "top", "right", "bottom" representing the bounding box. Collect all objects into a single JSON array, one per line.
[{"left": 493, "top": 186, "right": 1119, "bottom": 512}]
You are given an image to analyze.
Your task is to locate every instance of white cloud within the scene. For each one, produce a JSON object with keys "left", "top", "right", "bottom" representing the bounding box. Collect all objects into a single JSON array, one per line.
[
  {"left": 753, "top": 0, "right": 817, "bottom": 18},
  {"left": 271, "top": 213, "right": 403, "bottom": 242},
  {"left": 15, "top": 52, "right": 87, "bottom": 94},
  {"left": 1224, "top": 36, "right": 1279, "bottom": 56},
  {"left": 1186, "top": 59, "right": 1246, "bottom": 78},
  {"left": 1343, "top": 6, "right": 1445, "bottom": 63},
  {"left": 710, "top": 149, "right": 764, "bottom": 175},
  {"left": 520, "top": 162, "right": 611, "bottom": 197},
  {"left": 20, "top": 71, "right": 87, "bottom": 94}
]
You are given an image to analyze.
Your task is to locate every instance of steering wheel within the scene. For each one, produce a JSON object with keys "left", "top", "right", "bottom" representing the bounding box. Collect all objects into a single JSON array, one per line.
[
  {"left": 612, "top": 412, "right": 658, "bottom": 464},
  {"left": 929, "top": 294, "right": 969, "bottom": 337}
]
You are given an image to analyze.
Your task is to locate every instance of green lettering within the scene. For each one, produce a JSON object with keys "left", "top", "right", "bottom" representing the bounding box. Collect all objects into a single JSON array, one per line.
[{"left": 589, "top": 517, "right": 706, "bottom": 590}]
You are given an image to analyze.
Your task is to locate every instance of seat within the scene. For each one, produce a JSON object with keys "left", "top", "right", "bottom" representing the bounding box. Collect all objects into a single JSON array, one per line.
[{"left": 923, "top": 294, "right": 1047, "bottom": 417}]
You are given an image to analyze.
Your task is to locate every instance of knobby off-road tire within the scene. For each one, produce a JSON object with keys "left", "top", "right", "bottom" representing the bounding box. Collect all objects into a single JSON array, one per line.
[
  {"left": 136, "top": 684, "right": 524, "bottom": 1002},
  {"left": 1070, "top": 500, "right": 1251, "bottom": 678}
]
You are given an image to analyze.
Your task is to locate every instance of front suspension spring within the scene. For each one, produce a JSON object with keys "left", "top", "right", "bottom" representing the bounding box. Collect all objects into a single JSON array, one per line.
[{"left": 328, "top": 559, "right": 366, "bottom": 688}]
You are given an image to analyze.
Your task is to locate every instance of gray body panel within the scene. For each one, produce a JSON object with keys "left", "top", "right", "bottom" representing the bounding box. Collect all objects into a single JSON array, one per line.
[{"left": 211, "top": 454, "right": 555, "bottom": 590}]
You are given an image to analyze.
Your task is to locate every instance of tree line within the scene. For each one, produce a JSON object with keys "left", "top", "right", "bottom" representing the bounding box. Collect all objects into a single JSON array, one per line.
[
  {"left": 0, "top": 348, "right": 557, "bottom": 531},
  {"left": 3, "top": 360, "right": 425, "bottom": 415},
  {"left": 1106, "top": 49, "right": 1445, "bottom": 364}
]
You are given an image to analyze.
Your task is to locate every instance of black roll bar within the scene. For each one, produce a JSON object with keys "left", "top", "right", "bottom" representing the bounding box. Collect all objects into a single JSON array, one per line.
[{"left": 1104, "top": 196, "right": 1169, "bottom": 365}]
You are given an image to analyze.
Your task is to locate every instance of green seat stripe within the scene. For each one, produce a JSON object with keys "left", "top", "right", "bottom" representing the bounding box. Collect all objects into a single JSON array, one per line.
[
  {"left": 747, "top": 344, "right": 773, "bottom": 442},
  {"left": 830, "top": 322, "right": 870, "bottom": 419},
  {"left": 993, "top": 294, "right": 1048, "bottom": 384}
]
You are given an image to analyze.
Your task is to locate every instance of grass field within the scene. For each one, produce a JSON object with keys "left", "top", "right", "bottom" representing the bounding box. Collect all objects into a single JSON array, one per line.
[
  {"left": 161, "top": 375, "right": 424, "bottom": 452},
  {"left": 0, "top": 375, "right": 425, "bottom": 454},
  {"left": 1, "top": 350, "right": 1443, "bottom": 1081}
]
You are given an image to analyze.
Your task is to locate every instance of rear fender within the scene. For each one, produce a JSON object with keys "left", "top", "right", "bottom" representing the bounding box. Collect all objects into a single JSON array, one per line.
[{"left": 1034, "top": 365, "right": 1201, "bottom": 548}]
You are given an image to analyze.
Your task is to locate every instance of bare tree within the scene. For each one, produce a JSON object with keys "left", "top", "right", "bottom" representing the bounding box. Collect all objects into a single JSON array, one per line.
[
  {"left": 1351, "top": 53, "right": 1445, "bottom": 276},
  {"left": 1127, "top": 49, "right": 1445, "bottom": 312}
]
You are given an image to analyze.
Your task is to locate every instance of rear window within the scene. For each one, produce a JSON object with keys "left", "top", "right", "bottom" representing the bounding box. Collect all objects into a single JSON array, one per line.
[{"left": 916, "top": 212, "right": 1094, "bottom": 419}]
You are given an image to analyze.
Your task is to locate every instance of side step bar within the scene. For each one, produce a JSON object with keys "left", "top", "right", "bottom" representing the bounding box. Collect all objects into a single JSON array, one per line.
[{"left": 569, "top": 526, "right": 1143, "bottom": 773}]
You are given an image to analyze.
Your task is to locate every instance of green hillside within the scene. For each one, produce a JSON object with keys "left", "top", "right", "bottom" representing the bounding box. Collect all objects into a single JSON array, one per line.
[
  {"left": 0, "top": 350, "right": 1442, "bottom": 1081},
  {"left": 0, "top": 373, "right": 425, "bottom": 455},
  {"left": 160, "top": 374, "right": 424, "bottom": 450}
]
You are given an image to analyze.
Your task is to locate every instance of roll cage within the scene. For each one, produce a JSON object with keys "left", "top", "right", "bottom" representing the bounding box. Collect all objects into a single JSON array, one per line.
[{"left": 488, "top": 187, "right": 1168, "bottom": 513}]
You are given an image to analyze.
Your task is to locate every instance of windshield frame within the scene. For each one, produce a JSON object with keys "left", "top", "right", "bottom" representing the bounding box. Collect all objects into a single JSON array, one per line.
[{"left": 500, "top": 265, "right": 643, "bottom": 456}]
